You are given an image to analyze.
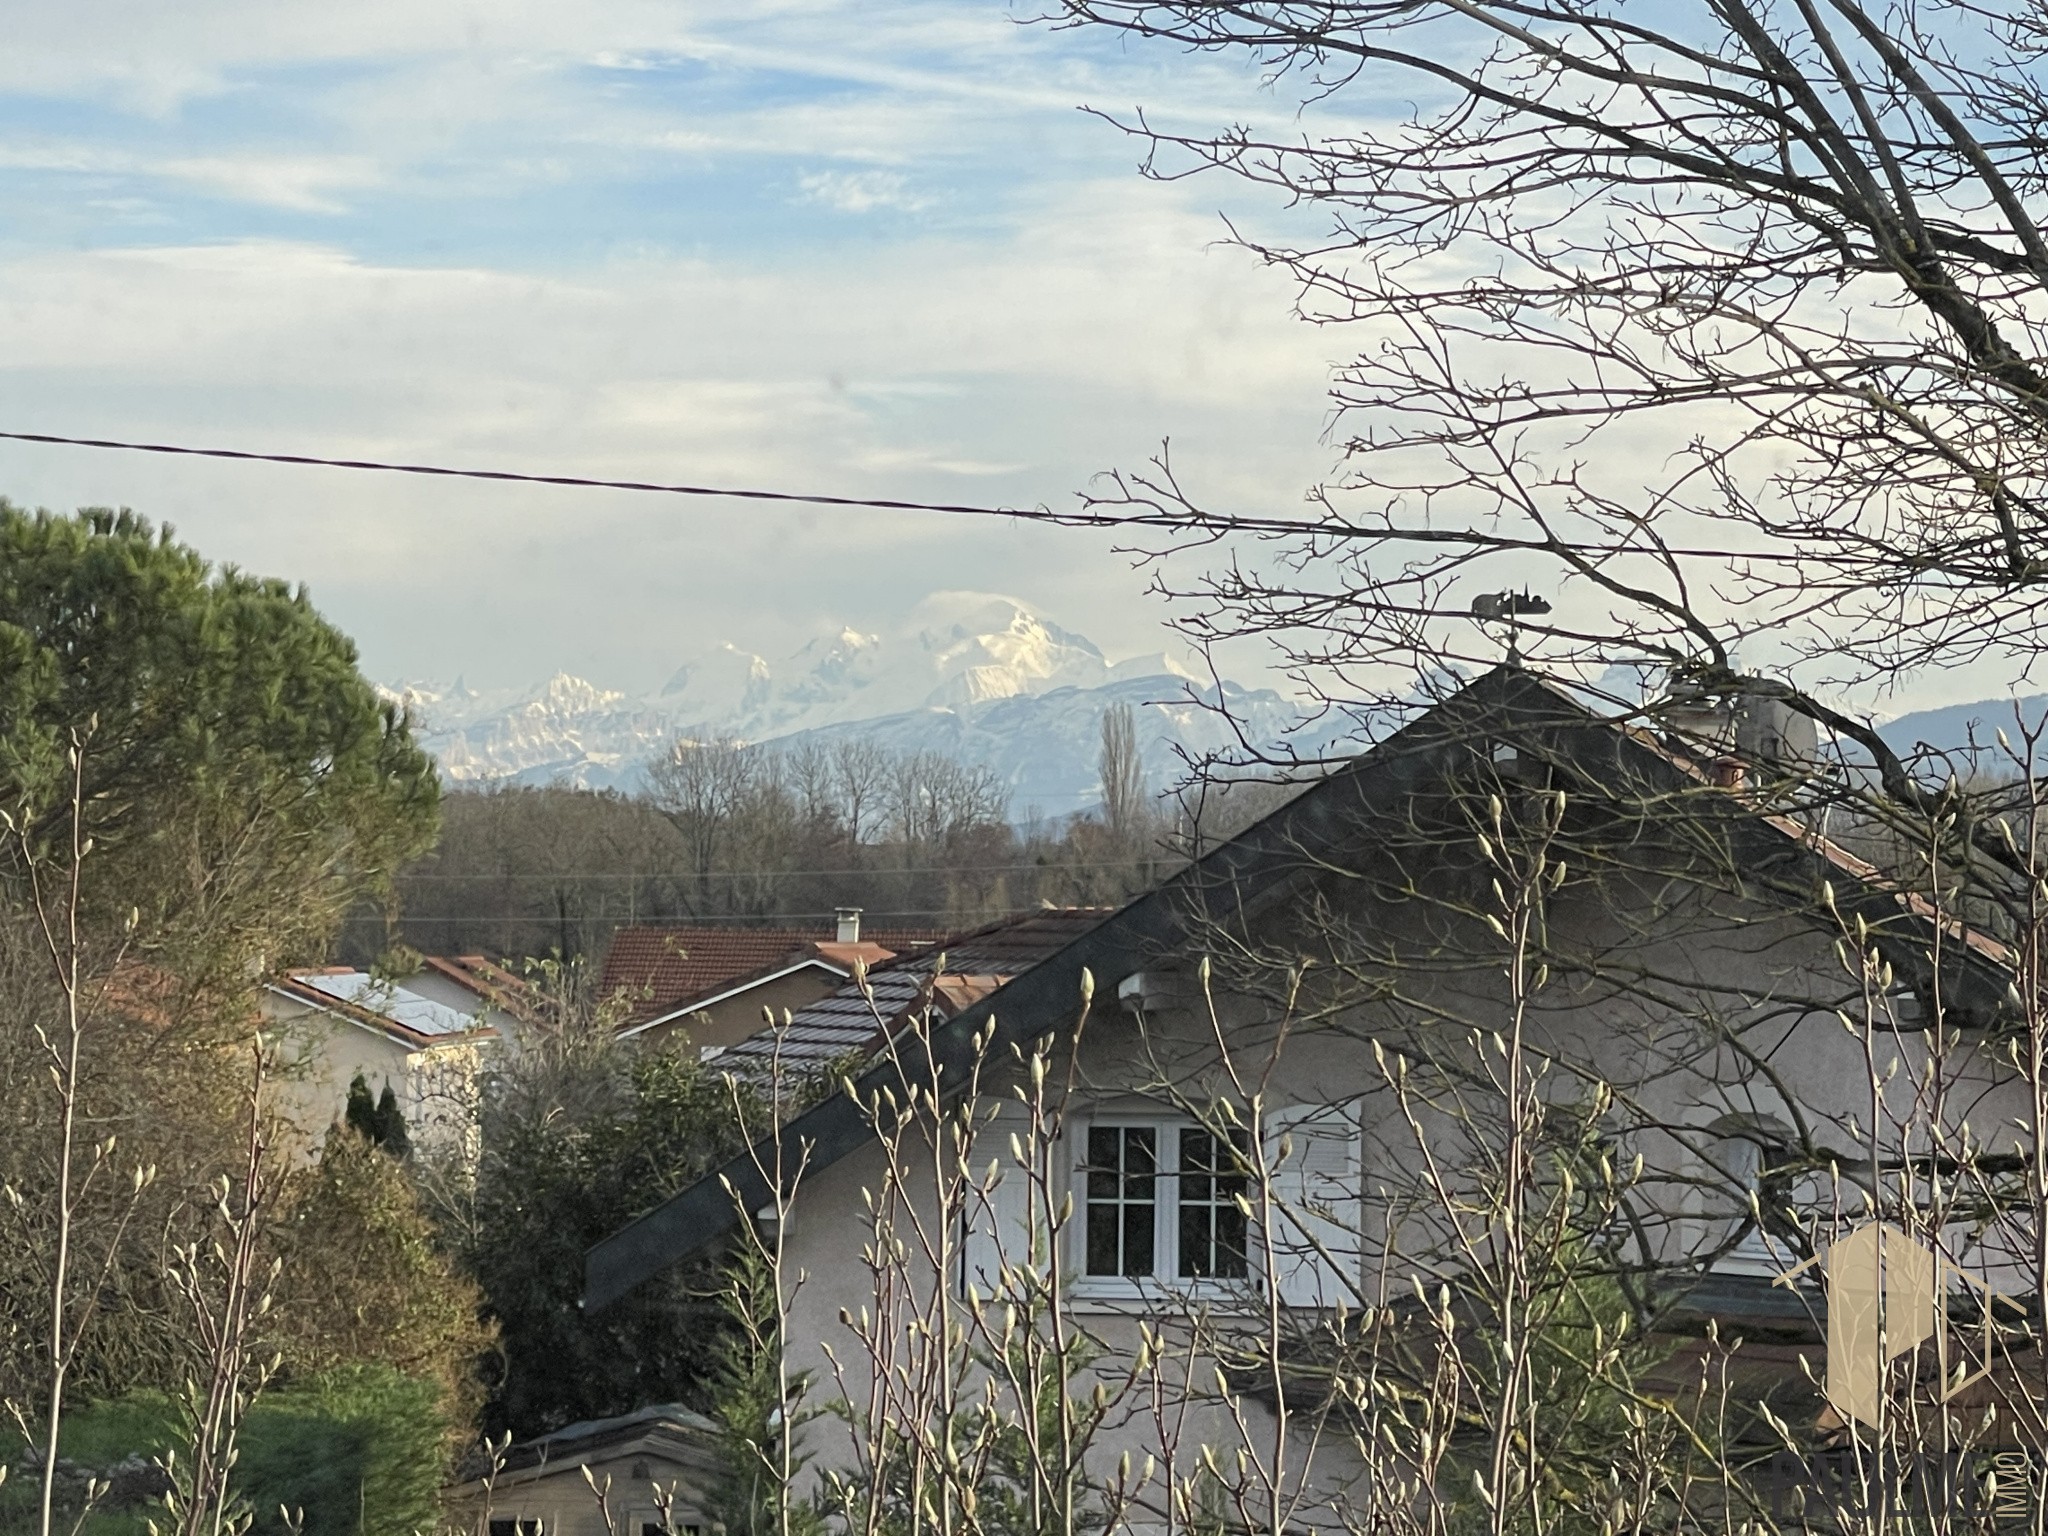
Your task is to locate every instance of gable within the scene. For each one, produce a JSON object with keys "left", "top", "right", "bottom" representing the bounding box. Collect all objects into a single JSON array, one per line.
[
  {"left": 583, "top": 666, "right": 2012, "bottom": 1311},
  {"left": 599, "top": 925, "right": 944, "bottom": 1025}
]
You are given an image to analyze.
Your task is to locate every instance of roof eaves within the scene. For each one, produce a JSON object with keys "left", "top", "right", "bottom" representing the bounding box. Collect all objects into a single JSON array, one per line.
[
  {"left": 583, "top": 667, "right": 1541, "bottom": 1312},
  {"left": 266, "top": 976, "right": 499, "bottom": 1051},
  {"left": 617, "top": 956, "right": 850, "bottom": 1038}
]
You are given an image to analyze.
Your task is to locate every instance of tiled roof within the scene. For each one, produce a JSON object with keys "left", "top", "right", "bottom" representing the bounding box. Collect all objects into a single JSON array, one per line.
[
  {"left": 598, "top": 924, "right": 947, "bottom": 1025},
  {"left": 715, "top": 908, "right": 1114, "bottom": 1076}
]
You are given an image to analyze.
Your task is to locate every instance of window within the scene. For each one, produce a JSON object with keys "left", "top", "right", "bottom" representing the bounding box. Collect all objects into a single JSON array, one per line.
[
  {"left": 1178, "top": 1128, "right": 1249, "bottom": 1278},
  {"left": 1086, "top": 1126, "right": 1156, "bottom": 1277},
  {"left": 1083, "top": 1122, "right": 1248, "bottom": 1283},
  {"left": 489, "top": 1521, "right": 541, "bottom": 1536},
  {"left": 1702, "top": 1116, "right": 1796, "bottom": 1275}
]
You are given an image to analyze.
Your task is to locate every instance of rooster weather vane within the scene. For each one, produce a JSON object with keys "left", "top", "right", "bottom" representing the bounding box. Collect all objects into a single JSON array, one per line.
[{"left": 1469, "top": 589, "right": 1553, "bottom": 661}]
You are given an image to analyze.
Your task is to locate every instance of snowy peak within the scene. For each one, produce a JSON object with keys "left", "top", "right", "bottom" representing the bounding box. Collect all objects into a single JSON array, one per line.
[
  {"left": 658, "top": 643, "right": 774, "bottom": 724},
  {"left": 913, "top": 592, "right": 1108, "bottom": 706},
  {"left": 536, "top": 673, "right": 623, "bottom": 713},
  {"left": 395, "top": 594, "right": 1285, "bottom": 802},
  {"left": 639, "top": 591, "right": 1136, "bottom": 733}
]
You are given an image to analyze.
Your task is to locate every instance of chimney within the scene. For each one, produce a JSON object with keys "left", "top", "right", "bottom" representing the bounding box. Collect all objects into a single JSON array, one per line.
[
  {"left": 1657, "top": 677, "right": 1820, "bottom": 779},
  {"left": 835, "top": 907, "right": 862, "bottom": 945}
]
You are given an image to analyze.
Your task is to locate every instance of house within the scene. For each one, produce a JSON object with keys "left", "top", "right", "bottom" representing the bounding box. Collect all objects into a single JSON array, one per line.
[
  {"left": 712, "top": 905, "right": 1114, "bottom": 1078},
  {"left": 444, "top": 1404, "right": 720, "bottom": 1536},
  {"left": 597, "top": 910, "right": 944, "bottom": 1053},
  {"left": 260, "top": 961, "right": 516, "bottom": 1163},
  {"left": 583, "top": 666, "right": 2035, "bottom": 1519}
]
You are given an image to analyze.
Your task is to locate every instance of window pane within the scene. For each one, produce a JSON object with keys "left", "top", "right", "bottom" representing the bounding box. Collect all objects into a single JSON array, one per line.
[
  {"left": 1126, "top": 1127, "right": 1155, "bottom": 1200},
  {"left": 1087, "top": 1203, "right": 1120, "bottom": 1275},
  {"left": 1214, "top": 1202, "right": 1248, "bottom": 1278},
  {"left": 1087, "top": 1127, "right": 1118, "bottom": 1199},
  {"left": 1178, "top": 1127, "right": 1250, "bottom": 1279},
  {"left": 1122, "top": 1209, "right": 1155, "bottom": 1276},
  {"left": 1084, "top": 1125, "right": 1158, "bottom": 1278}
]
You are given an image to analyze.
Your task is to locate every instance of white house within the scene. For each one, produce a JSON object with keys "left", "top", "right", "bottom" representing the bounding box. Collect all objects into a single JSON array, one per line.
[
  {"left": 584, "top": 667, "right": 2034, "bottom": 1523},
  {"left": 445, "top": 1405, "right": 720, "bottom": 1536},
  {"left": 260, "top": 961, "right": 515, "bottom": 1163}
]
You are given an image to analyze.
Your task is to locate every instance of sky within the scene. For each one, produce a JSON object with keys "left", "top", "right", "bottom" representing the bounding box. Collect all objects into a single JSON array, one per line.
[{"left": 0, "top": 0, "right": 1350, "bottom": 697}]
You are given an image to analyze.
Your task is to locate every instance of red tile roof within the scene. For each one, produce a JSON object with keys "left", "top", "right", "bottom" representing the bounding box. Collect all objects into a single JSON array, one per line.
[{"left": 598, "top": 924, "right": 947, "bottom": 1026}]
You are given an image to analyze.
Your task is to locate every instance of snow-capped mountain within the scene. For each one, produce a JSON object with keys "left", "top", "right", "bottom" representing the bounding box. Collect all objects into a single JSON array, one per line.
[{"left": 384, "top": 594, "right": 1317, "bottom": 814}]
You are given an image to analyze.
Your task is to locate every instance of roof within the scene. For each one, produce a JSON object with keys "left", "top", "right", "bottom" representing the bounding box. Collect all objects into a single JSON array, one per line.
[
  {"left": 713, "top": 908, "right": 1114, "bottom": 1074},
  {"left": 598, "top": 924, "right": 947, "bottom": 1025},
  {"left": 452, "top": 1404, "right": 718, "bottom": 1486},
  {"left": 419, "top": 953, "right": 535, "bottom": 1010},
  {"left": 584, "top": 666, "right": 2017, "bottom": 1312},
  {"left": 268, "top": 968, "right": 499, "bottom": 1050}
]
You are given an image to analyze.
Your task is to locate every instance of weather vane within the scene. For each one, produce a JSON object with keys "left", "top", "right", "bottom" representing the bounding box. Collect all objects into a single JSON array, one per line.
[{"left": 1469, "top": 589, "right": 1553, "bottom": 661}]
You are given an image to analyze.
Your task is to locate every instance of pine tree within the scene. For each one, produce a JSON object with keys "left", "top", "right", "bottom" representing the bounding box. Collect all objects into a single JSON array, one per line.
[
  {"left": 372, "top": 1084, "right": 410, "bottom": 1160},
  {"left": 344, "top": 1072, "right": 379, "bottom": 1144}
]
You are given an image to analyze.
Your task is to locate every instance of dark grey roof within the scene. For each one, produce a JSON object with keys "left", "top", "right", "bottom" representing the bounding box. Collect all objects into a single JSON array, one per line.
[
  {"left": 713, "top": 908, "right": 1114, "bottom": 1076},
  {"left": 712, "top": 968, "right": 929, "bottom": 1073},
  {"left": 584, "top": 666, "right": 2015, "bottom": 1312}
]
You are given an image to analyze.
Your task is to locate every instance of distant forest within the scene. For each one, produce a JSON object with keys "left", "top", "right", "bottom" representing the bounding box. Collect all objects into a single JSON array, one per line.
[{"left": 345, "top": 711, "right": 1297, "bottom": 963}]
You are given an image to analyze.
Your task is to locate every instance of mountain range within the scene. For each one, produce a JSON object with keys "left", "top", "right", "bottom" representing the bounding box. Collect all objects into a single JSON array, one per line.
[
  {"left": 383, "top": 595, "right": 2048, "bottom": 818},
  {"left": 381, "top": 593, "right": 1318, "bottom": 816}
]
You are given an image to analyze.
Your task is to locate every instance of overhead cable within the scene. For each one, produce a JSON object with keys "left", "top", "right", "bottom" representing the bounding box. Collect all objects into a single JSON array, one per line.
[{"left": 0, "top": 426, "right": 1814, "bottom": 562}]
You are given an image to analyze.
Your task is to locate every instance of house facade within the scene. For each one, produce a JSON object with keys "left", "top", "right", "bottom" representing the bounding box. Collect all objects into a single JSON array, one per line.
[
  {"left": 587, "top": 668, "right": 2038, "bottom": 1524},
  {"left": 260, "top": 962, "right": 512, "bottom": 1163}
]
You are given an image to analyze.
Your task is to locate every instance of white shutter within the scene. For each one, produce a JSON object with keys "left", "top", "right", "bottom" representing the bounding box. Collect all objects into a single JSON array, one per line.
[
  {"left": 958, "top": 1102, "right": 1033, "bottom": 1303},
  {"left": 1264, "top": 1102, "right": 1363, "bottom": 1309}
]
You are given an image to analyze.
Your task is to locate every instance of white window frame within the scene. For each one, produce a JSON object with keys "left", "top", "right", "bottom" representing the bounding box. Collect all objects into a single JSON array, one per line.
[{"left": 1067, "top": 1112, "right": 1256, "bottom": 1304}]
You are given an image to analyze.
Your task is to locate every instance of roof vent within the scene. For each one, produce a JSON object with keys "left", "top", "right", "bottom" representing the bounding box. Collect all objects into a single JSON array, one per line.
[{"left": 835, "top": 907, "right": 862, "bottom": 944}]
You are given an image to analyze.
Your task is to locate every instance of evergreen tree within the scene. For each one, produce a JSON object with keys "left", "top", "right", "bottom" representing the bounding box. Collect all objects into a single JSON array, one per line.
[
  {"left": 0, "top": 503, "right": 439, "bottom": 982},
  {"left": 371, "top": 1084, "right": 409, "bottom": 1160},
  {"left": 344, "top": 1072, "right": 379, "bottom": 1144}
]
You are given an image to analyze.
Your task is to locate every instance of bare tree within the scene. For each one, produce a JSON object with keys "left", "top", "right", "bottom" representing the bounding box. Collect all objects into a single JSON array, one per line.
[
  {"left": 649, "top": 738, "right": 763, "bottom": 910},
  {"left": 1046, "top": 0, "right": 2048, "bottom": 746},
  {"left": 1, "top": 728, "right": 154, "bottom": 1536},
  {"left": 1099, "top": 703, "right": 1150, "bottom": 850},
  {"left": 159, "top": 1038, "right": 285, "bottom": 1536},
  {"left": 886, "top": 752, "right": 1010, "bottom": 852},
  {"left": 833, "top": 740, "right": 894, "bottom": 852}
]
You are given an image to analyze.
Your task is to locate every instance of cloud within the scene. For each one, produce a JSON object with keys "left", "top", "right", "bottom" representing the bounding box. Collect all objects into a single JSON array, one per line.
[
  {"left": 795, "top": 168, "right": 930, "bottom": 213},
  {"left": 0, "top": 140, "right": 384, "bottom": 212},
  {"left": 0, "top": 173, "right": 1334, "bottom": 693},
  {"left": 0, "top": 1, "right": 1382, "bottom": 700}
]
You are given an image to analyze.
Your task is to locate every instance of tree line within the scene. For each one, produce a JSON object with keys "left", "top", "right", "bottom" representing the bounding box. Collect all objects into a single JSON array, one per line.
[{"left": 349, "top": 711, "right": 1285, "bottom": 963}]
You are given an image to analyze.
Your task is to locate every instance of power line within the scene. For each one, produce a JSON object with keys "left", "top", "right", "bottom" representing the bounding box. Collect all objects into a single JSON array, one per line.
[
  {"left": 397, "top": 858, "right": 1169, "bottom": 881},
  {"left": 0, "top": 428, "right": 1056, "bottom": 522},
  {"left": 0, "top": 426, "right": 1816, "bottom": 562}
]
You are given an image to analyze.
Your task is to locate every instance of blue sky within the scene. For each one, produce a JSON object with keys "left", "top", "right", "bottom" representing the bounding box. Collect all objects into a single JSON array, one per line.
[{"left": 0, "top": 0, "right": 1355, "bottom": 694}]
